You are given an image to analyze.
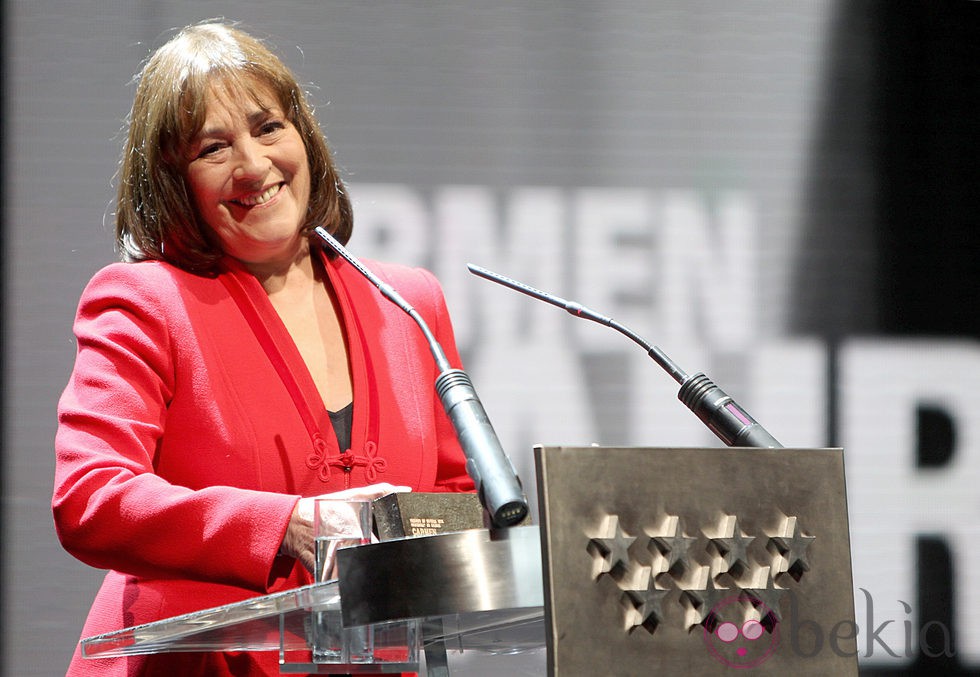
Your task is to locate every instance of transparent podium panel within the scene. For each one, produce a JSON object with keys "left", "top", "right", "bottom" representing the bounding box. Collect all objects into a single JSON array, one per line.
[
  {"left": 80, "top": 581, "right": 334, "bottom": 658},
  {"left": 420, "top": 608, "right": 544, "bottom": 654},
  {"left": 80, "top": 581, "right": 421, "bottom": 674},
  {"left": 81, "top": 528, "right": 546, "bottom": 675}
]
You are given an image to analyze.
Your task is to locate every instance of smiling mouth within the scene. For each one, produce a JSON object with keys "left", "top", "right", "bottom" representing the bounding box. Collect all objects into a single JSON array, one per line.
[{"left": 231, "top": 183, "right": 283, "bottom": 207}]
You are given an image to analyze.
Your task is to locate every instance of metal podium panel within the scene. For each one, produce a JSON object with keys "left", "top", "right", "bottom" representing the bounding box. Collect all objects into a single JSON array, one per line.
[
  {"left": 535, "top": 446, "right": 857, "bottom": 676},
  {"left": 337, "top": 526, "right": 545, "bottom": 675},
  {"left": 337, "top": 526, "right": 543, "bottom": 628}
]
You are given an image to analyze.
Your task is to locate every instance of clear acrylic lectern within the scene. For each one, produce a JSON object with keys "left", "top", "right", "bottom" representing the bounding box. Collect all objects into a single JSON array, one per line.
[{"left": 81, "top": 526, "right": 545, "bottom": 675}]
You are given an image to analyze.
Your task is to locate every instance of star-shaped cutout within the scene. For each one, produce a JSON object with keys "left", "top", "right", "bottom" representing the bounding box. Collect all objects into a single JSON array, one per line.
[
  {"left": 646, "top": 516, "right": 697, "bottom": 576},
  {"left": 741, "top": 571, "right": 786, "bottom": 629},
  {"left": 621, "top": 582, "right": 671, "bottom": 634},
  {"left": 681, "top": 582, "right": 734, "bottom": 631},
  {"left": 767, "top": 516, "right": 815, "bottom": 582},
  {"left": 587, "top": 515, "right": 636, "bottom": 580},
  {"left": 709, "top": 515, "right": 755, "bottom": 578}
]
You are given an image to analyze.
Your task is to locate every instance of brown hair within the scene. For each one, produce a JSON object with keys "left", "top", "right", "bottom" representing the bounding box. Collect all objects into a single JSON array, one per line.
[{"left": 115, "top": 22, "right": 352, "bottom": 272}]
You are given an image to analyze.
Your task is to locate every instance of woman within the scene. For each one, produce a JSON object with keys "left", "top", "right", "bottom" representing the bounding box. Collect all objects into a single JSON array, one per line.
[{"left": 53, "top": 22, "right": 474, "bottom": 676}]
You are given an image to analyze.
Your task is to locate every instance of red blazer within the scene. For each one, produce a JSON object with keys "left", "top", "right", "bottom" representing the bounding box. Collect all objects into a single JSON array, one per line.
[{"left": 53, "top": 251, "right": 474, "bottom": 676}]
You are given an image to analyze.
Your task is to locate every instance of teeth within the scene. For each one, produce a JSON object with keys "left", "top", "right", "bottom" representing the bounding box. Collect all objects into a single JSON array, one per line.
[{"left": 235, "top": 184, "right": 281, "bottom": 206}]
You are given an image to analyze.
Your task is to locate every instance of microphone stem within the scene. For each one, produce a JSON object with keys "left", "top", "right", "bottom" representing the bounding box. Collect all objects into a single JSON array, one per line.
[
  {"left": 467, "top": 263, "right": 781, "bottom": 449},
  {"left": 406, "top": 308, "right": 452, "bottom": 374},
  {"left": 314, "top": 228, "right": 451, "bottom": 371},
  {"left": 607, "top": 320, "right": 688, "bottom": 385},
  {"left": 468, "top": 263, "right": 688, "bottom": 384},
  {"left": 314, "top": 229, "right": 529, "bottom": 527}
]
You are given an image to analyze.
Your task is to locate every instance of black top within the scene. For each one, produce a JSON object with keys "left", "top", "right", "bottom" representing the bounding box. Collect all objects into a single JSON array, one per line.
[{"left": 328, "top": 402, "right": 353, "bottom": 452}]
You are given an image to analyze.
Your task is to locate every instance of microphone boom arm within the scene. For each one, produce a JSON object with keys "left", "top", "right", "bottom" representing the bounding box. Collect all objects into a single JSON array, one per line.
[
  {"left": 466, "top": 263, "right": 782, "bottom": 449},
  {"left": 468, "top": 264, "right": 688, "bottom": 384},
  {"left": 314, "top": 229, "right": 530, "bottom": 527}
]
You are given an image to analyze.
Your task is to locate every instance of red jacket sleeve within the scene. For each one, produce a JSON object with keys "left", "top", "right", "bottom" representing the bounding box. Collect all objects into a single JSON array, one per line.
[{"left": 52, "top": 264, "right": 298, "bottom": 591}]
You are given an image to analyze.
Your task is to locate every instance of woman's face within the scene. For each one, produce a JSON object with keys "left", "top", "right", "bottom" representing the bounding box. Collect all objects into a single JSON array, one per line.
[{"left": 185, "top": 80, "right": 311, "bottom": 270}]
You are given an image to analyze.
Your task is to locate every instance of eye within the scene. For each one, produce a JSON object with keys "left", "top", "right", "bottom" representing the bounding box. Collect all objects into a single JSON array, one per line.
[
  {"left": 259, "top": 119, "right": 286, "bottom": 136},
  {"left": 196, "top": 142, "right": 225, "bottom": 159}
]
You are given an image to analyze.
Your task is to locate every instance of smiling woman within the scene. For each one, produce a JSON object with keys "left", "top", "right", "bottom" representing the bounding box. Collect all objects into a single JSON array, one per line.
[
  {"left": 52, "top": 21, "right": 474, "bottom": 677},
  {"left": 115, "top": 22, "right": 349, "bottom": 274},
  {"left": 184, "top": 83, "right": 312, "bottom": 272}
]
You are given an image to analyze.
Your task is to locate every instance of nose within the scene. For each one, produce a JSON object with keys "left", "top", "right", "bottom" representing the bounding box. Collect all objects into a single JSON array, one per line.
[{"left": 231, "top": 138, "right": 271, "bottom": 181}]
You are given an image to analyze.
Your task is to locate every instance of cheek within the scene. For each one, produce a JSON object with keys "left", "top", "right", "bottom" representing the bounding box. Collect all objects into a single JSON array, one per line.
[
  {"left": 298, "top": 165, "right": 312, "bottom": 203},
  {"left": 285, "top": 137, "right": 312, "bottom": 196},
  {"left": 184, "top": 170, "right": 206, "bottom": 207},
  {"left": 185, "top": 170, "right": 222, "bottom": 217}
]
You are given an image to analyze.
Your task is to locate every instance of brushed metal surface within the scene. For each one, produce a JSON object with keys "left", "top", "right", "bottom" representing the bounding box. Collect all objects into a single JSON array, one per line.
[
  {"left": 535, "top": 446, "right": 858, "bottom": 676},
  {"left": 337, "top": 525, "right": 543, "bottom": 628}
]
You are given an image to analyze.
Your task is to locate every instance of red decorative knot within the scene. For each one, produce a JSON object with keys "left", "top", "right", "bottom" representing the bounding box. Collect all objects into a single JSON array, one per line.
[
  {"left": 335, "top": 452, "right": 356, "bottom": 471},
  {"left": 362, "top": 441, "right": 387, "bottom": 482},
  {"left": 306, "top": 436, "right": 387, "bottom": 483}
]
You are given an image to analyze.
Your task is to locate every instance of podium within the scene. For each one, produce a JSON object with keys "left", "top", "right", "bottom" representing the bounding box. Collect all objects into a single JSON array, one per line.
[
  {"left": 80, "top": 526, "right": 545, "bottom": 674},
  {"left": 81, "top": 447, "right": 857, "bottom": 675}
]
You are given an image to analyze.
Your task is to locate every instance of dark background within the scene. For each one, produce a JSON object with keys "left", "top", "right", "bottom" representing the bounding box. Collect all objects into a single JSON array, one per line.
[{"left": 798, "top": 2, "right": 980, "bottom": 674}]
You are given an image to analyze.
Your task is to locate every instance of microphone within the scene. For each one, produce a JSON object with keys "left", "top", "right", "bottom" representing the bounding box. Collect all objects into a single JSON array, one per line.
[
  {"left": 467, "top": 264, "right": 783, "bottom": 449},
  {"left": 313, "top": 228, "right": 529, "bottom": 527}
]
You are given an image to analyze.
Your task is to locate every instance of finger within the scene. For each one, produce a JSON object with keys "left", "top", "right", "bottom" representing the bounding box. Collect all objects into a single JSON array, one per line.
[
  {"left": 299, "top": 550, "right": 316, "bottom": 576},
  {"left": 372, "top": 482, "right": 411, "bottom": 492},
  {"left": 324, "top": 483, "right": 411, "bottom": 501},
  {"left": 295, "top": 496, "right": 315, "bottom": 523}
]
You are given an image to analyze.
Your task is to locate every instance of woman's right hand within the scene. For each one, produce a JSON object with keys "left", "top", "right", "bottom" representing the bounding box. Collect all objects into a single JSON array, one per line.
[{"left": 279, "top": 483, "right": 410, "bottom": 575}]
